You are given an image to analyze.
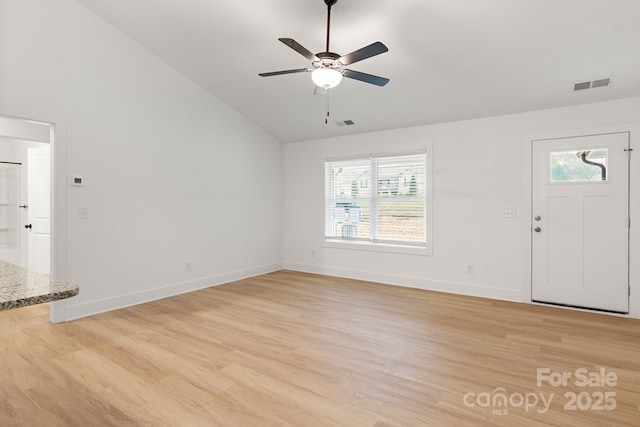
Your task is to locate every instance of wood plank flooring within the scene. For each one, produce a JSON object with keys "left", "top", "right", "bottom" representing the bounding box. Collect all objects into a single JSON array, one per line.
[{"left": 1, "top": 270, "right": 639, "bottom": 426}]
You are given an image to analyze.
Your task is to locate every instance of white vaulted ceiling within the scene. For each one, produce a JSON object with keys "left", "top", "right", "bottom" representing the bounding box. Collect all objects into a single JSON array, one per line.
[{"left": 75, "top": 0, "right": 640, "bottom": 143}]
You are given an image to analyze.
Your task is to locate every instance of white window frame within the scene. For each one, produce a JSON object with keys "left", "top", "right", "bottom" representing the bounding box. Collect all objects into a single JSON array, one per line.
[{"left": 323, "top": 147, "right": 433, "bottom": 256}]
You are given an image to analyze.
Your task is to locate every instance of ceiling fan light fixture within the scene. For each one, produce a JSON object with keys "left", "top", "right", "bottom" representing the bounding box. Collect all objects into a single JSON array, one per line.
[{"left": 312, "top": 67, "right": 343, "bottom": 88}]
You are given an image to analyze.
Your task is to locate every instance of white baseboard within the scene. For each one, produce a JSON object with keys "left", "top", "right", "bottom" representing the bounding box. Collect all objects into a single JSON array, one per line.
[
  {"left": 283, "top": 262, "right": 522, "bottom": 302},
  {"left": 59, "top": 261, "right": 523, "bottom": 322},
  {"left": 61, "top": 262, "right": 282, "bottom": 322}
]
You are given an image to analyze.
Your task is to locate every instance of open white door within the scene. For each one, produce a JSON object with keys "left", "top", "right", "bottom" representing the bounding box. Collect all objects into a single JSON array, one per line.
[
  {"left": 27, "top": 145, "right": 51, "bottom": 274},
  {"left": 532, "top": 132, "right": 629, "bottom": 313}
]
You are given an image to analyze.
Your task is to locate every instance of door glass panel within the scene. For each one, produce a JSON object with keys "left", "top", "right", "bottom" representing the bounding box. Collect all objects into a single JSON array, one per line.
[{"left": 549, "top": 148, "right": 608, "bottom": 183}]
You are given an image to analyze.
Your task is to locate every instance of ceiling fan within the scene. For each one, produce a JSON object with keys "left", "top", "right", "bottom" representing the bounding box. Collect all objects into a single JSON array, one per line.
[{"left": 259, "top": 0, "right": 389, "bottom": 95}]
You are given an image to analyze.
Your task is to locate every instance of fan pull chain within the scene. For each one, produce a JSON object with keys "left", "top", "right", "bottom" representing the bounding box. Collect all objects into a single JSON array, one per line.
[{"left": 325, "top": 91, "right": 330, "bottom": 124}]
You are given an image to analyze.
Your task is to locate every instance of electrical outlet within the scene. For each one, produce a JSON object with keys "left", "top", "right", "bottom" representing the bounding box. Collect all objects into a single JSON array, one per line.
[
  {"left": 500, "top": 208, "right": 517, "bottom": 218},
  {"left": 466, "top": 265, "right": 474, "bottom": 274},
  {"left": 185, "top": 262, "right": 192, "bottom": 272}
]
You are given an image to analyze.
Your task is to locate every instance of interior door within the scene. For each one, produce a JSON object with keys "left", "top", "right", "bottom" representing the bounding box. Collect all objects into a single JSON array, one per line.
[
  {"left": 532, "top": 132, "right": 629, "bottom": 313},
  {"left": 27, "top": 145, "right": 51, "bottom": 274}
]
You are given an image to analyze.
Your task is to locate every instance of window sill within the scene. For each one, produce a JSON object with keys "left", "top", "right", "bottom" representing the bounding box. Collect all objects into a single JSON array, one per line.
[{"left": 323, "top": 239, "right": 431, "bottom": 256}]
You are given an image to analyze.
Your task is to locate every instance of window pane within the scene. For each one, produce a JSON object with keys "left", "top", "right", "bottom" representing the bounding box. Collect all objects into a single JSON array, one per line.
[
  {"left": 550, "top": 149, "right": 608, "bottom": 183},
  {"left": 329, "top": 200, "right": 370, "bottom": 240},
  {"left": 377, "top": 154, "right": 426, "bottom": 197},
  {"left": 325, "top": 158, "right": 371, "bottom": 240},
  {"left": 375, "top": 153, "right": 427, "bottom": 244},
  {"left": 377, "top": 200, "right": 425, "bottom": 243}
]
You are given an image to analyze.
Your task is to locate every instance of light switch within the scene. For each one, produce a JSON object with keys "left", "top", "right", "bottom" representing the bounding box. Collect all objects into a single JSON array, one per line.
[{"left": 79, "top": 208, "right": 89, "bottom": 219}]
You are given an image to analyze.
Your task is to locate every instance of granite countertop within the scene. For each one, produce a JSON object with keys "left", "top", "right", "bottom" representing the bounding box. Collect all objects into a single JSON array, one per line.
[{"left": 0, "top": 260, "right": 79, "bottom": 311}]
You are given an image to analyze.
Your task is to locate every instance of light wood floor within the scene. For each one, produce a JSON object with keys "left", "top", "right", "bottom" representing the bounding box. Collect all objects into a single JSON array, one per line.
[{"left": 1, "top": 270, "right": 639, "bottom": 426}]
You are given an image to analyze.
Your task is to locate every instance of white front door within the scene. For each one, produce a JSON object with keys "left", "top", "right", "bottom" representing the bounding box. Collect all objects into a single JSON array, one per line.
[
  {"left": 27, "top": 146, "right": 51, "bottom": 274},
  {"left": 532, "top": 132, "right": 630, "bottom": 313}
]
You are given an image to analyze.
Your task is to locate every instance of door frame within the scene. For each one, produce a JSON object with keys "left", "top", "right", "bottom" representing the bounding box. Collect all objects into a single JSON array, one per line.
[
  {"left": 523, "top": 123, "right": 640, "bottom": 319},
  {"left": 0, "top": 104, "right": 69, "bottom": 323}
]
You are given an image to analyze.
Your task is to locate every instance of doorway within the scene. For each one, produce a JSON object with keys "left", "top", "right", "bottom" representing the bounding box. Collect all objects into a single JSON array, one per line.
[
  {"left": 531, "top": 132, "right": 630, "bottom": 313},
  {"left": 0, "top": 116, "right": 52, "bottom": 274}
]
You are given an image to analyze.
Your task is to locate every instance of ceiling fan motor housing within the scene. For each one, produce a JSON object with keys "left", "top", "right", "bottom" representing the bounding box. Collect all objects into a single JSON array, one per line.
[{"left": 314, "top": 52, "right": 343, "bottom": 71}]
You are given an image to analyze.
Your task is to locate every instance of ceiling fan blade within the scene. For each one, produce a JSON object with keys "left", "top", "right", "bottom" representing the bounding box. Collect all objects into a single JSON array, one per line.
[
  {"left": 279, "top": 38, "right": 320, "bottom": 62},
  {"left": 343, "top": 69, "right": 389, "bottom": 86},
  {"left": 259, "top": 68, "right": 311, "bottom": 77},
  {"left": 314, "top": 85, "right": 328, "bottom": 95},
  {"left": 339, "top": 42, "right": 388, "bottom": 66}
]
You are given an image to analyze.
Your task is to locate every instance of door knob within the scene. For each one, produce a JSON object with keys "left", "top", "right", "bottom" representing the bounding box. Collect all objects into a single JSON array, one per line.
[
  {"left": 534, "top": 226, "right": 541, "bottom": 232},
  {"left": 24, "top": 224, "right": 32, "bottom": 229},
  {"left": 534, "top": 215, "right": 542, "bottom": 221}
]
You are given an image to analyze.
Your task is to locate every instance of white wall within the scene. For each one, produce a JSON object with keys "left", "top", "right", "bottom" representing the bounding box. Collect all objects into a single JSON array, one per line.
[
  {"left": 283, "top": 97, "right": 640, "bottom": 318},
  {"left": 0, "top": 0, "right": 283, "bottom": 320}
]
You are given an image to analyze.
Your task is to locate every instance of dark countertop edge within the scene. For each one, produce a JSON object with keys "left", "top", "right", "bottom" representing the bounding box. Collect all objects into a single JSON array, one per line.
[{"left": 0, "top": 287, "right": 79, "bottom": 312}]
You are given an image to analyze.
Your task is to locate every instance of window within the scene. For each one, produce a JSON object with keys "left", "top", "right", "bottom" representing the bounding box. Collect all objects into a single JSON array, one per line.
[
  {"left": 325, "top": 151, "right": 428, "bottom": 248},
  {"left": 550, "top": 148, "right": 608, "bottom": 183}
]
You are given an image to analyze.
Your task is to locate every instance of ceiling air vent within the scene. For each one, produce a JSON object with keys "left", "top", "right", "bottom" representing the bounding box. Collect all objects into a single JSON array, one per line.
[
  {"left": 574, "top": 81, "right": 592, "bottom": 91},
  {"left": 336, "top": 120, "right": 355, "bottom": 126},
  {"left": 573, "top": 77, "right": 611, "bottom": 91},
  {"left": 591, "top": 77, "right": 611, "bottom": 88}
]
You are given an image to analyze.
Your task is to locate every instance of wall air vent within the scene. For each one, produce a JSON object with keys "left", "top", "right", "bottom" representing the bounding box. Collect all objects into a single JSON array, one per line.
[
  {"left": 336, "top": 120, "right": 355, "bottom": 126},
  {"left": 573, "top": 77, "right": 611, "bottom": 92}
]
